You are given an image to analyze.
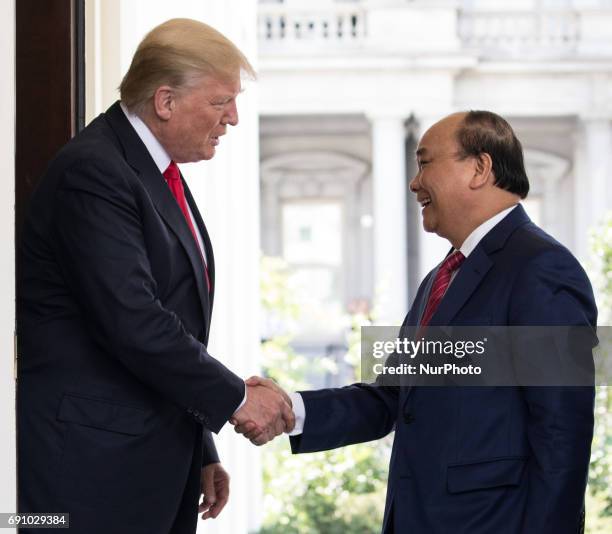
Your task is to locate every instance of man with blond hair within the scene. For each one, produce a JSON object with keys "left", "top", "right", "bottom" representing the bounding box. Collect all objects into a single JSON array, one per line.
[{"left": 18, "top": 18, "right": 293, "bottom": 534}]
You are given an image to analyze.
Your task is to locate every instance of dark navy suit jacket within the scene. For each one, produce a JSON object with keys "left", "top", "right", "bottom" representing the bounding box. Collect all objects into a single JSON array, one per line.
[
  {"left": 17, "top": 102, "right": 245, "bottom": 534},
  {"left": 290, "top": 205, "right": 597, "bottom": 534}
]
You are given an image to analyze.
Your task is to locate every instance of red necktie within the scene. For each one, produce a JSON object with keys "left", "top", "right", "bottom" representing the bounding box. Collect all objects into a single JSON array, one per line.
[
  {"left": 163, "top": 161, "right": 211, "bottom": 292},
  {"left": 419, "top": 251, "right": 465, "bottom": 328}
]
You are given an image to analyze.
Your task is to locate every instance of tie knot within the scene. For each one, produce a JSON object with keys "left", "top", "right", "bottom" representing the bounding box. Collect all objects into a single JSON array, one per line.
[
  {"left": 441, "top": 250, "right": 465, "bottom": 274},
  {"left": 163, "top": 160, "right": 180, "bottom": 182}
]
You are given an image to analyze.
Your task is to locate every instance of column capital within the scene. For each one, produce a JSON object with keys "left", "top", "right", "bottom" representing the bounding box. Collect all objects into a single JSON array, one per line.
[{"left": 578, "top": 112, "right": 612, "bottom": 123}]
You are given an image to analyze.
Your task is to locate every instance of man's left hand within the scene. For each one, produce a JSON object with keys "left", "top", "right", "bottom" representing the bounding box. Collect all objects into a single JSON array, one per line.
[{"left": 199, "top": 463, "right": 230, "bottom": 520}]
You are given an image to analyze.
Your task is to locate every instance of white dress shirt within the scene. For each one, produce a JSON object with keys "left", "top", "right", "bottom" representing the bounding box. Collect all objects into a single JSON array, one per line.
[
  {"left": 288, "top": 204, "right": 519, "bottom": 436},
  {"left": 120, "top": 103, "right": 246, "bottom": 413},
  {"left": 459, "top": 204, "right": 517, "bottom": 259},
  {"left": 120, "top": 103, "right": 207, "bottom": 263}
]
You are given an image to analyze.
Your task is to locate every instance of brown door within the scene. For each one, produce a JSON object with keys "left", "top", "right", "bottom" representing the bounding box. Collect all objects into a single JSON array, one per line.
[{"left": 15, "top": 0, "right": 85, "bottom": 240}]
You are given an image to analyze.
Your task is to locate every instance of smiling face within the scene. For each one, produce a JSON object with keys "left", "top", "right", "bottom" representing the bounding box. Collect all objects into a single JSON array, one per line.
[
  {"left": 152, "top": 74, "right": 242, "bottom": 163},
  {"left": 409, "top": 113, "right": 478, "bottom": 247}
]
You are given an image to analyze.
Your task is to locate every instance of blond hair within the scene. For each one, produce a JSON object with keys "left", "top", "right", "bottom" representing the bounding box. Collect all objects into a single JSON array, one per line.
[{"left": 119, "top": 18, "right": 256, "bottom": 114}]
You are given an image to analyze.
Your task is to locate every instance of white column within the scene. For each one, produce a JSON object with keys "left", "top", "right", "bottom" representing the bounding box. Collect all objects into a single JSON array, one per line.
[
  {"left": 370, "top": 116, "right": 408, "bottom": 324},
  {"left": 575, "top": 116, "right": 612, "bottom": 262},
  {"left": 1, "top": 0, "right": 16, "bottom": 526},
  {"left": 89, "top": 2, "right": 262, "bottom": 533}
]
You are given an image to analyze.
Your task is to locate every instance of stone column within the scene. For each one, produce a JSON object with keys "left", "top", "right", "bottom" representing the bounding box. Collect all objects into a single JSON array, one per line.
[
  {"left": 575, "top": 116, "right": 612, "bottom": 262},
  {"left": 370, "top": 115, "right": 408, "bottom": 324}
]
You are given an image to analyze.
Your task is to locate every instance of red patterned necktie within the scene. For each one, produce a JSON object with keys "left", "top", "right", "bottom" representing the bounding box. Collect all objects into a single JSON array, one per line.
[
  {"left": 163, "top": 161, "right": 211, "bottom": 292},
  {"left": 419, "top": 250, "right": 465, "bottom": 328}
]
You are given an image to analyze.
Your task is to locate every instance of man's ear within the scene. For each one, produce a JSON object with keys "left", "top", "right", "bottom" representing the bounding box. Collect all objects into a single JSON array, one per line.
[
  {"left": 152, "top": 86, "right": 175, "bottom": 121},
  {"left": 470, "top": 152, "right": 493, "bottom": 190}
]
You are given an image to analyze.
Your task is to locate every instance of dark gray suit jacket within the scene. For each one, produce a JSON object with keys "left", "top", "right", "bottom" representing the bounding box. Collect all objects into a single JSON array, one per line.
[{"left": 18, "top": 101, "right": 244, "bottom": 534}]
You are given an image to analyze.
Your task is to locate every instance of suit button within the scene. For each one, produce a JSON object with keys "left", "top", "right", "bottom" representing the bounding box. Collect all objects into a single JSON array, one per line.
[
  {"left": 193, "top": 410, "right": 200, "bottom": 417},
  {"left": 403, "top": 412, "right": 415, "bottom": 424},
  {"left": 187, "top": 407, "right": 193, "bottom": 414}
]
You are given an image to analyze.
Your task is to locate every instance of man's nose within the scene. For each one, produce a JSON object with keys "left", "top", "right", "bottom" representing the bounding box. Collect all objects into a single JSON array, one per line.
[
  {"left": 409, "top": 174, "right": 420, "bottom": 193},
  {"left": 224, "top": 100, "right": 239, "bottom": 127}
]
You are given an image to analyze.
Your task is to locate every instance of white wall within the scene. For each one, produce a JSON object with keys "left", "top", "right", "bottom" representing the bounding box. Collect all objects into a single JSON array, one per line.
[{"left": 0, "top": 0, "right": 16, "bottom": 527}]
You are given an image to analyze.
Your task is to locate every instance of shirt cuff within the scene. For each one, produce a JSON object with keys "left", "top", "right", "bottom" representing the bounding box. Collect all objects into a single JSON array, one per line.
[
  {"left": 287, "top": 392, "right": 305, "bottom": 436},
  {"left": 232, "top": 383, "right": 247, "bottom": 415}
]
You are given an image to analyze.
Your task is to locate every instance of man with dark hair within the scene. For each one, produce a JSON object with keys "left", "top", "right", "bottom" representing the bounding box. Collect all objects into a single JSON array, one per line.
[
  {"left": 455, "top": 110, "right": 530, "bottom": 198},
  {"left": 239, "top": 111, "right": 597, "bottom": 533}
]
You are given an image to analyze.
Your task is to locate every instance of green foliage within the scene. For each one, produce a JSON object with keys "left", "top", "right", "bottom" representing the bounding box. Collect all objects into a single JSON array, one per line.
[
  {"left": 586, "top": 489, "right": 612, "bottom": 533},
  {"left": 590, "top": 387, "right": 612, "bottom": 517},
  {"left": 261, "top": 256, "right": 301, "bottom": 323},
  {"left": 589, "top": 214, "right": 612, "bottom": 325},
  {"left": 258, "top": 256, "right": 389, "bottom": 534},
  {"left": 259, "top": 439, "right": 389, "bottom": 534},
  {"left": 588, "top": 213, "right": 612, "bottom": 524}
]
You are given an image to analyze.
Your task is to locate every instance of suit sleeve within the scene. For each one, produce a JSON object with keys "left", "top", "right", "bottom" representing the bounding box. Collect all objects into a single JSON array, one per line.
[
  {"left": 510, "top": 247, "right": 597, "bottom": 534},
  {"left": 51, "top": 158, "right": 245, "bottom": 433},
  {"left": 202, "top": 429, "right": 220, "bottom": 465},
  {"left": 289, "top": 382, "right": 398, "bottom": 453},
  {"left": 289, "top": 317, "right": 414, "bottom": 453}
]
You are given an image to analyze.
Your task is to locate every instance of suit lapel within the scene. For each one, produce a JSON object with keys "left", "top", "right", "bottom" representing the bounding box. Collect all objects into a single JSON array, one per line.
[
  {"left": 428, "top": 246, "right": 493, "bottom": 327},
  {"left": 399, "top": 246, "right": 490, "bottom": 410},
  {"left": 426, "top": 205, "right": 531, "bottom": 327},
  {"left": 398, "top": 270, "right": 435, "bottom": 405},
  {"left": 400, "top": 204, "right": 532, "bottom": 408},
  {"left": 183, "top": 180, "right": 215, "bottom": 318},
  {"left": 104, "top": 102, "right": 211, "bottom": 324},
  {"left": 414, "top": 268, "right": 438, "bottom": 326}
]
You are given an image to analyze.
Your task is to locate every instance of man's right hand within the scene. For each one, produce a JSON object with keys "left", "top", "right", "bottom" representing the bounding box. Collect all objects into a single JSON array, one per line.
[{"left": 230, "top": 377, "right": 295, "bottom": 445}]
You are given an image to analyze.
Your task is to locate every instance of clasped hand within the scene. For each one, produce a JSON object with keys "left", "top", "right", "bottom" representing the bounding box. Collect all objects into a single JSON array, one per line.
[{"left": 230, "top": 377, "right": 293, "bottom": 445}]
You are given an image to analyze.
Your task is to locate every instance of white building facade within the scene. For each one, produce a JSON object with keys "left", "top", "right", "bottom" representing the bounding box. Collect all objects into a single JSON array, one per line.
[{"left": 258, "top": 0, "right": 612, "bottom": 344}]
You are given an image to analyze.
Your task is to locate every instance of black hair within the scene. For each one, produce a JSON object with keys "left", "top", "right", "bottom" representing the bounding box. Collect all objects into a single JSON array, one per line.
[{"left": 456, "top": 110, "right": 529, "bottom": 198}]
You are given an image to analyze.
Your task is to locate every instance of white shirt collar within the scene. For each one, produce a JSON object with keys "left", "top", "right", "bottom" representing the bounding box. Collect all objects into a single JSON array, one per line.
[
  {"left": 120, "top": 102, "right": 171, "bottom": 174},
  {"left": 119, "top": 104, "right": 208, "bottom": 263},
  {"left": 459, "top": 204, "right": 519, "bottom": 258}
]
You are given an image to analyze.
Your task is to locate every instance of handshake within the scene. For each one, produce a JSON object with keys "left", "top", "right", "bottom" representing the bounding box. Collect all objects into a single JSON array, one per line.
[{"left": 230, "top": 377, "right": 295, "bottom": 445}]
